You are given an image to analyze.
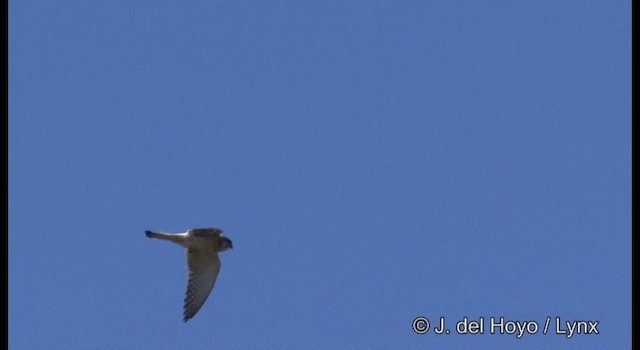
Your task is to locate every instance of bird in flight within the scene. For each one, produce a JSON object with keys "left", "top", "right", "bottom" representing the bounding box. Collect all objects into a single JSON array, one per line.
[{"left": 145, "top": 227, "right": 233, "bottom": 322}]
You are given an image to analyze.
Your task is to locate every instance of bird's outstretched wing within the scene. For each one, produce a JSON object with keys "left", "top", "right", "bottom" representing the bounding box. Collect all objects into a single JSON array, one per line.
[
  {"left": 188, "top": 228, "right": 223, "bottom": 237},
  {"left": 183, "top": 248, "right": 221, "bottom": 322}
]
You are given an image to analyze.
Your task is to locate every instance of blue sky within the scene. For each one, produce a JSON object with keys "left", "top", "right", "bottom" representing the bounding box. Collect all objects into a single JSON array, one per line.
[{"left": 9, "top": 1, "right": 630, "bottom": 349}]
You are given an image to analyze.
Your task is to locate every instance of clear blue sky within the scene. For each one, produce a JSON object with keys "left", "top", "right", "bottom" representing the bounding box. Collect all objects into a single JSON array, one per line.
[{"left": 9, "top": 1, "right": 630, "bottom": 349}]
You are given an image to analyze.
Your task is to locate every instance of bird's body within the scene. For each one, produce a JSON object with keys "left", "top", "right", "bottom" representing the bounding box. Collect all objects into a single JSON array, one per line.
[{"left": 145, "top": 228, "right": 233, "bottom": 322}]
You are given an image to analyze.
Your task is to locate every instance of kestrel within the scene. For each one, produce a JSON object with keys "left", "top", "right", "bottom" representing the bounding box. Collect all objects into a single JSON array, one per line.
[{"left": 145, "top": 228, "right": 233, "bottom": 322}]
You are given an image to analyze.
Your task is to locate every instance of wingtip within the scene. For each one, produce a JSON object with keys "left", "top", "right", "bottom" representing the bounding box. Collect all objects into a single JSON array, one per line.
[{"left": 145, "top": 230, "right": 155, "bottom": 238}]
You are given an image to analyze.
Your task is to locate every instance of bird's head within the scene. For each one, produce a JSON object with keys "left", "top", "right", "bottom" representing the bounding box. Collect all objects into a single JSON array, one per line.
[{"left": 221, "top": 236, "right": 233, "bottom": 251}]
